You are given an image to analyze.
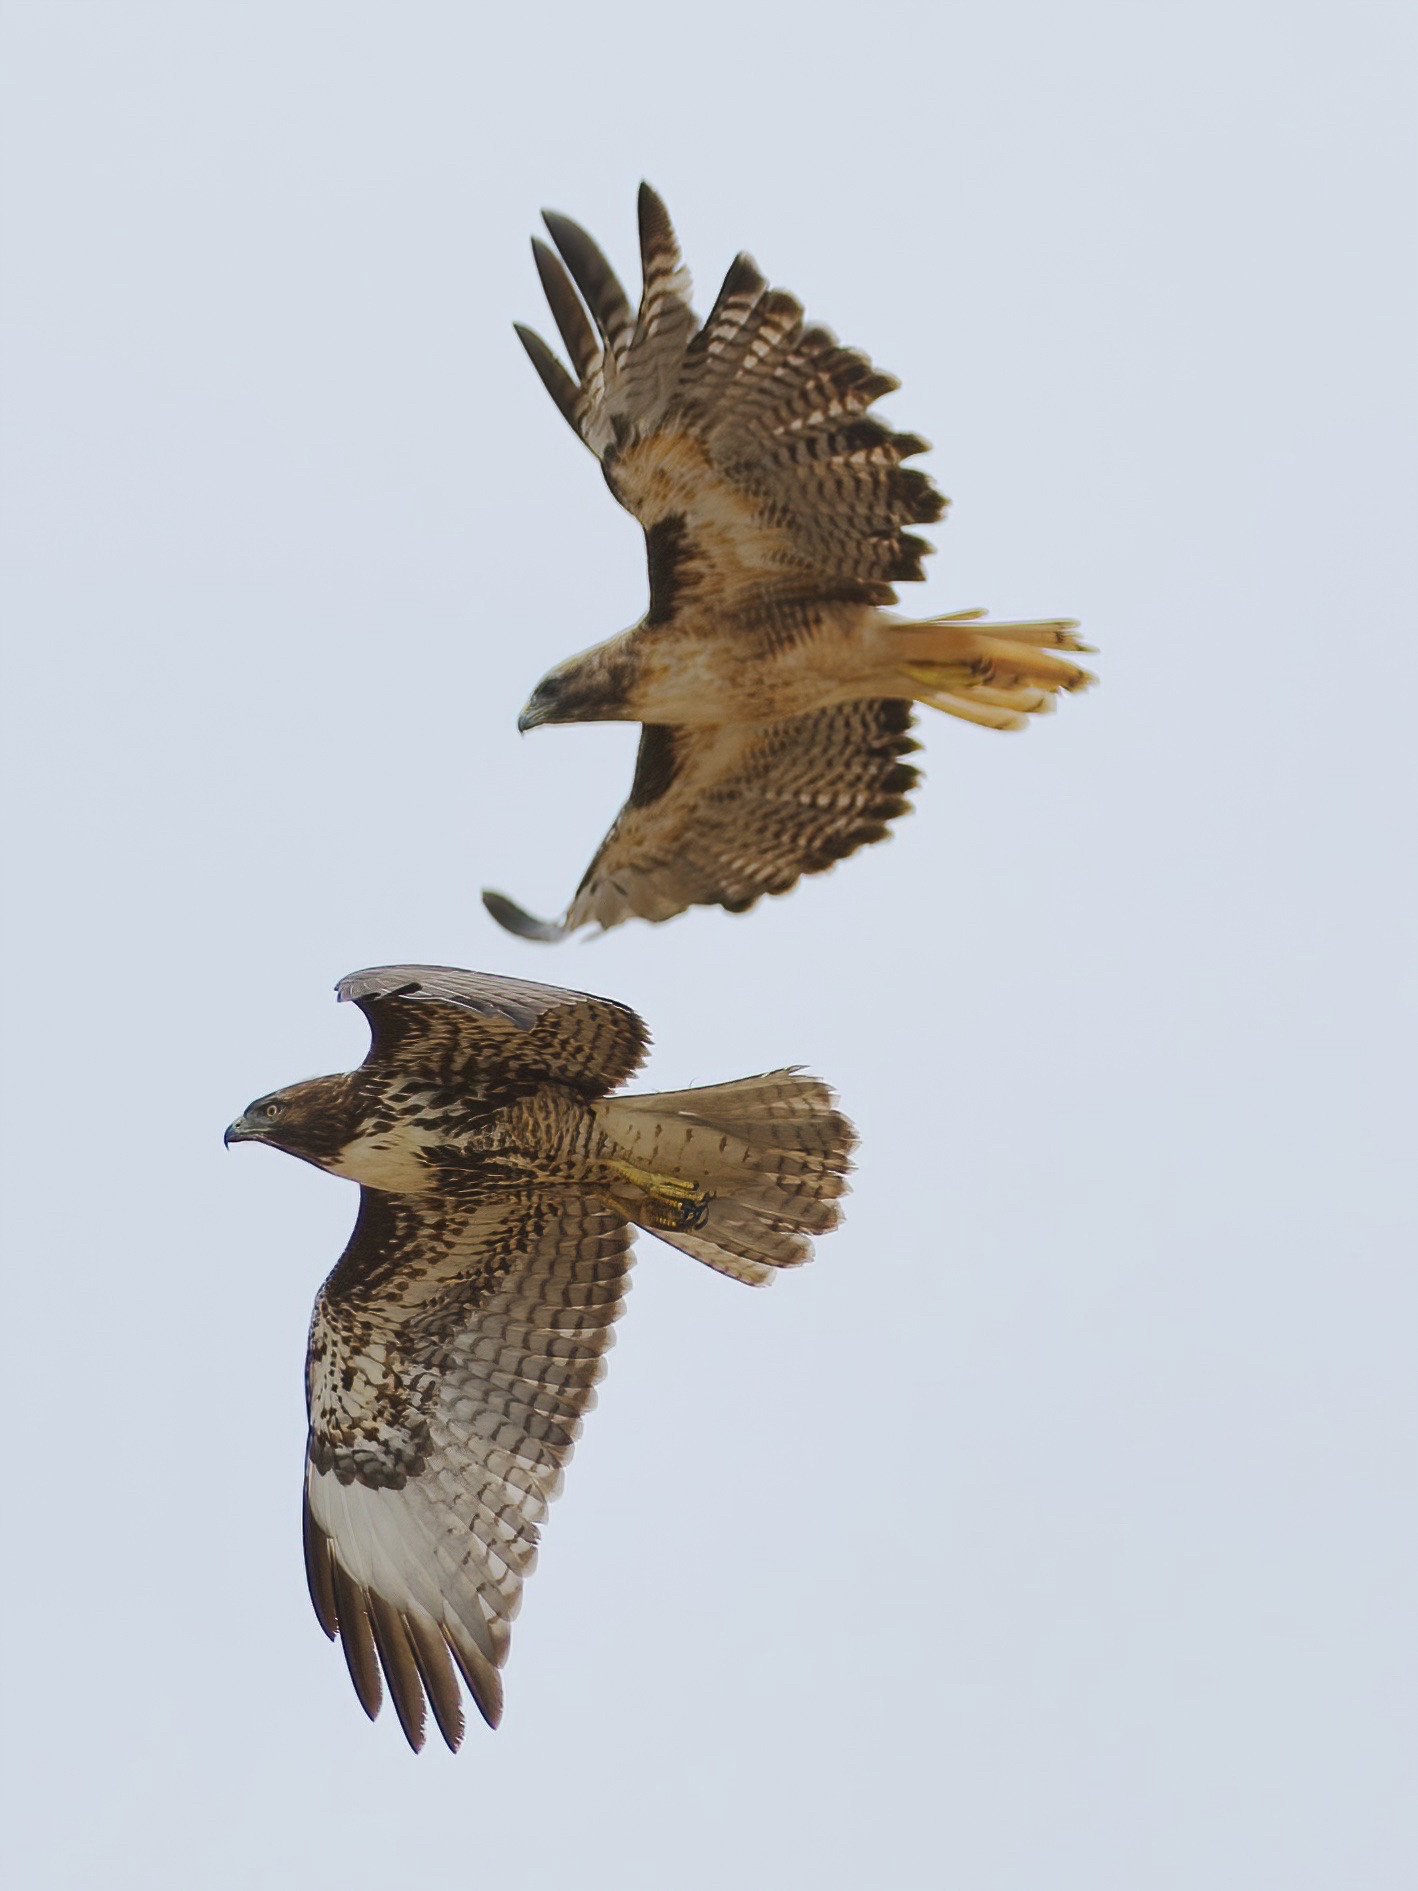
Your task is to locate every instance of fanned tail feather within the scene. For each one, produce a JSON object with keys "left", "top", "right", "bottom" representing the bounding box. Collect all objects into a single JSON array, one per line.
[
  {"left": 891, "top": 609, "right": 1095, "bottom": 730},
  {"left": 595, "top": 1071, "right": 856, "bottom": 1285}
]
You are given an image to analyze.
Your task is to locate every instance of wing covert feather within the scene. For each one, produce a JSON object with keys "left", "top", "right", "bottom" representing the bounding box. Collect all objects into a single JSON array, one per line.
[{"left": 337, "top": 964, "right": 649, "bottom": 1093}]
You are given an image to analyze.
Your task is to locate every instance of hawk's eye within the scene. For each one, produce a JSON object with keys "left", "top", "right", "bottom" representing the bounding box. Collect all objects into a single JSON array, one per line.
[{"left": 264, "top": 1102, "right": 282, "bottom": 1120}]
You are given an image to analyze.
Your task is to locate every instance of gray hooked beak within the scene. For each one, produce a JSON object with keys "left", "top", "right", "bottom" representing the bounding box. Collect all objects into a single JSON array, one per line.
[
  {"left": 224, "top": 1115, "right": 256, "bottom": 1148},
  {"left": 517, "top": 698, "right": 547, "bottom": 734}
]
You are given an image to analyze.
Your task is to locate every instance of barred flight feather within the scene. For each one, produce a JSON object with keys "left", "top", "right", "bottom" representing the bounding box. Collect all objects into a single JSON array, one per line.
[{"left": 488, "top": 701, "right": 921, "bottom": 940}]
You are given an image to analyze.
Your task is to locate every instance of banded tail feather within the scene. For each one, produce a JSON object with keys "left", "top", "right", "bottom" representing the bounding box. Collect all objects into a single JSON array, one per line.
[{"left": 595, "top": 1070, "right": 856, "bottom": 1286}]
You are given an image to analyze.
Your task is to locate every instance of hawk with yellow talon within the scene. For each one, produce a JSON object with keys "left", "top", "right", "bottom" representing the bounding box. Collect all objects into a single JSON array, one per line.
[
  {"left": 226, "top": 964, "right": 854, "bottom": 1751},
  {"left": 483, "top": 184, "right": 1094, "bottom": 942}
]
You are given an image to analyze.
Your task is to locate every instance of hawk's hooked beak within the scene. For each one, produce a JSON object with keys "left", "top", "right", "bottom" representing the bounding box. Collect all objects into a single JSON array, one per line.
[
  {"left": 224, "top": 1115, "right": 257, "bottom": 1148},
  {"left": 517, "top": 672, "right": 564, "bottom": 732}
]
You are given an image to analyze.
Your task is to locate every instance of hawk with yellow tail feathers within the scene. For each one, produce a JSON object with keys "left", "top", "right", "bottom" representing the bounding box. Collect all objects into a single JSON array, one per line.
[{"left": 484, "top": 185, "right": 1093, "bottom": 942}]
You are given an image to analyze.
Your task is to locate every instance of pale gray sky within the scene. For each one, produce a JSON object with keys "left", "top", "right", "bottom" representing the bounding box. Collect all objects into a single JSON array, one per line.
[{"left": 2, "top": 3, "right": 1415, "bottom": 1887}]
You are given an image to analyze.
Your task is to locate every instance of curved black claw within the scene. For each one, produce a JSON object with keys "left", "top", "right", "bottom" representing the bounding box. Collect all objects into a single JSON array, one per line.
[{"left": 677, "top": 1194, "right": 712, "bottom": 1232}]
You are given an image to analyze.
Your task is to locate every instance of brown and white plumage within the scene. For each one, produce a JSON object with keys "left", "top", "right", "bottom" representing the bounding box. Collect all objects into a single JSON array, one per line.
[
  {"left": 227, "top": 965, "right": 855, "bottom": 1749},
  {"left": 487, "top": 703, "right": 921, "bottom": 938},
  {"left": 485, "top": 185, "right": 1093, "bottom": 941}
]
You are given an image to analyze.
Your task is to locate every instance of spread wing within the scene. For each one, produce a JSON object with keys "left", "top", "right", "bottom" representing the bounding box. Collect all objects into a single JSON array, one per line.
[
  {"left": 516, "top": 184, "right": 946, "bottom": 626},
  {"left": 483, "top": 701, "right": 920, "bottom": 940},
  {"left": 337, "top": 965, "right": 649, "bottom": 1093},
  {"left": 303, "top": 1182, "right": 634, "bottom": 1750}
]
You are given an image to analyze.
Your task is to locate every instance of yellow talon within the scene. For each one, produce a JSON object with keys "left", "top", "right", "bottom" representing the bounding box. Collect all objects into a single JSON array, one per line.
[{"left": 602, "top": 1160, "right": 712, "bottom": 1230}]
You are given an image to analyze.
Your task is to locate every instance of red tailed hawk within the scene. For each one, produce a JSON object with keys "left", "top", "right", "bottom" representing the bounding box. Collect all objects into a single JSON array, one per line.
[
  {"left": 483, "top": 185, "right": 1092, "bottom": 941},
  {"left": 226, "top": 965, "right": 854, "bottom": 1749}
]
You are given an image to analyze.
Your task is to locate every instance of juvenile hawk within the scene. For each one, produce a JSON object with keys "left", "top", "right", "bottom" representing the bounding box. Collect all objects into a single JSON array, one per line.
[
  {"left": 226, "top": 965, "right": 855, "bottom": 1749},
  {"left": 483, "top": 185, "right": 1093, "bottom": 941}
]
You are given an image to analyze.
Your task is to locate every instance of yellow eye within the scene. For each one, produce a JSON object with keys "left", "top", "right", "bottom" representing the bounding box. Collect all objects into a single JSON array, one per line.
[{"left": 264, "top": 1103, "right": 281, "bottom": 1119}]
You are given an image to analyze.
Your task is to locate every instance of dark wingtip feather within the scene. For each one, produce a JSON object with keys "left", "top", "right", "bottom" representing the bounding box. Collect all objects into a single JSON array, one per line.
[
  {"left": 541, "top": 210, "right": 632, "bottom": 349},
  {"left": 482, "top": 889, "right": 571, "bottom": 943},
  {"left": 897, "top": 469, "right": 947, "bottom": 524},
  {"left": 636, "top": 183, "right": 686, "bottom": 311},
  {"left": 329, "top": 1561, "right": 383, "bottom": 1723},
  {"left": 717, "top": 250, "right": 767, "bottom": 304},
  {"left": 859, "top": 369, "right": 901, "bottom": 402},
  {"left": 449, "top": 1638, "right": 505, "bottom": 1731},
  {"left": 759, "top": 287, "right": 803, "bottom": 326},
  {"left": 531, "top": 238, "right": 598, "bottom": 378},
  {"left": 367, "top": 1593, "right": 428, "bottom": 1753},
  {"left": 637, "top": 181, "right": 675, "bottom": 248},
  {"left": 513, "top": 323, "right": 582, "bottom": 436},
  {"left": 404, "top": 1616, "right": 466, "bottom": 1753},
  {"left": 302, "top": 1500, "right": 338, "bottom": 1639}
]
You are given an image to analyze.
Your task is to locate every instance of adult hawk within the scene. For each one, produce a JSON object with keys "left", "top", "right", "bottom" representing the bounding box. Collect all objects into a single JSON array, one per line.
[
  {"left": 226, "top": 965, "right": 854, "bottom": 1750},
  {"left": 483, "top": 185, "right": 1092, "bottom": 941}
]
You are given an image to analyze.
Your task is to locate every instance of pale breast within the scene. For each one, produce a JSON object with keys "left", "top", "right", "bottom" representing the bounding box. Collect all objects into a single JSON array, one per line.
[
  {"left": 324, "top": 1124, "right": 444, "bottom": 1192},
  {"left": 628, "top": 601, "right": 881, "bottom": 725}
]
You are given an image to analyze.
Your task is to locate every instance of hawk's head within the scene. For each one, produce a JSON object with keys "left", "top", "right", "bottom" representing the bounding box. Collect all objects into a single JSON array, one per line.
[
  {"left": 224, "top": 1075, "right": 358, "bottom": 1170},
  {"left": 518, "top": 644, "right": 635, "bottom": 731}
]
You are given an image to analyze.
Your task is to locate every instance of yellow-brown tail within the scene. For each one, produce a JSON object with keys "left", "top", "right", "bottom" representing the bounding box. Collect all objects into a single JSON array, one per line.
[{"left": 890, "top": 608, "right": 1096, "bottom": 730}]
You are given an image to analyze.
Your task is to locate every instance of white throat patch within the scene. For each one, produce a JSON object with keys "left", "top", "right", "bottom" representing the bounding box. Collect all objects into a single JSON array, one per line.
[{"left": 325, "top": 1123, "right": 443, "bottom": 1192}]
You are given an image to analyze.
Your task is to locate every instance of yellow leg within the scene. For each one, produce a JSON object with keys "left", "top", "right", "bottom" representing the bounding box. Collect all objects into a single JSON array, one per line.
[{"left": 600, "top": 1159, "right": 712, "bottom": 1231}]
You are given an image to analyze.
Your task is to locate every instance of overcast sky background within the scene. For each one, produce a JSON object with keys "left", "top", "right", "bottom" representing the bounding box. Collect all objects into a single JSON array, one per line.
[{"left": 2, "top": 4, "right": 1415, "bottom": 1887}]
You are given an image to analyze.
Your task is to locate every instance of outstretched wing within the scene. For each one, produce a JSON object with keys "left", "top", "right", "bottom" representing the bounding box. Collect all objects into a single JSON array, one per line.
[
  {"left": 483, "top": 701, "right": 920, "bottom": 940},
  {"left": 517, "top": 185, "right": 946, "bottom": 626},
  {"left": 337, "top": 965, "right": 649, "bottom": 1094},
  {"left": 303, "top": 1182, "right": 634, "bottom": 1750}
]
